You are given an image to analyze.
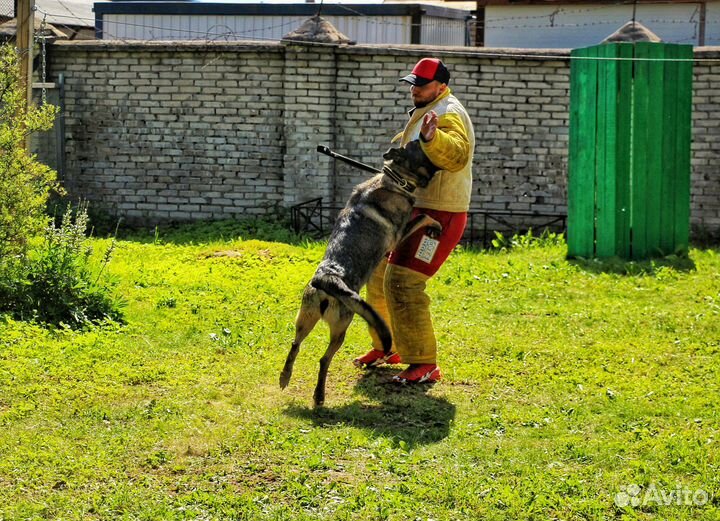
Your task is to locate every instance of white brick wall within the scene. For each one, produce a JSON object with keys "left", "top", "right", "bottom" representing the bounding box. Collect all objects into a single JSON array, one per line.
[{"left": 47, "top": 41, "right": 720, "bottom": 240}]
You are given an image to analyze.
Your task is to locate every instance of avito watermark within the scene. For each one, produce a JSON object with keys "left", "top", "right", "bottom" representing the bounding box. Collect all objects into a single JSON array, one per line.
[{"left": 615, "top": 483, "right": 710, "bottom": 508}]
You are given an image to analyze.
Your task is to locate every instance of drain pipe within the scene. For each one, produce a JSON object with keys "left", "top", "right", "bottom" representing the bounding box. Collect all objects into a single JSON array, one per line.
[
  {"left": 57, "top": 72, "right": 66, "bottom": 182},
  {"left": 330, "top": 46, "right": 339, "bottom": 206}
]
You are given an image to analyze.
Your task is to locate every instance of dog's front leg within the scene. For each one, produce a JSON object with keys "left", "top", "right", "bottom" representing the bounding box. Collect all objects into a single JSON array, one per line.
[{"left": 399, "top": 214, "right": 442, "bottom": 245}]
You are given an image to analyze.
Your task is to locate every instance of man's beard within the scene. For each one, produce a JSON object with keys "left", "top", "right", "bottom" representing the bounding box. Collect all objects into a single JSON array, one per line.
[{"left": 413, "top": 99, "right": 429, "bottom": 109}]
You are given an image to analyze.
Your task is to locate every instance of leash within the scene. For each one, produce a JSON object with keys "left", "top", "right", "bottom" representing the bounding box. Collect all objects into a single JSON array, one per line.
[{"left": 317, "top": 145, "right": 417, "bottom": 194}]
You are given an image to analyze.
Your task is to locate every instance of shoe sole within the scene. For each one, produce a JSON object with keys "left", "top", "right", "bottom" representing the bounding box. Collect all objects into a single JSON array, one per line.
[
  {"left": 353, "top": 354, "right": 401, "bottom": 368},
  {"left": 392, "top": 367, "right": 442, "bottom": 384}
]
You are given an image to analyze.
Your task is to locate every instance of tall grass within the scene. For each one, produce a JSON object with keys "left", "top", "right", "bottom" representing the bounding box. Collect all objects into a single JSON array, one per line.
[{"left": 0, "top": 204, "right": 123, "bottom": 326}]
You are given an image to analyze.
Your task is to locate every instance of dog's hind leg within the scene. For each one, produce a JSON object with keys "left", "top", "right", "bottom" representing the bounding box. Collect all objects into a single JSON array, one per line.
[
  {"left": 280, "top": 298, "right": 321, "bottom": 390},
  {"left": 313, "top": 309, "right": 353, "bottom": 408}
]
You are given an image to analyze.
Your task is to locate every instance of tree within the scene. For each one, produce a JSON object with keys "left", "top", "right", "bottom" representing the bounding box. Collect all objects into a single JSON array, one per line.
[{"left": 0, "top": 43, "right": 60, "bottom": 260}]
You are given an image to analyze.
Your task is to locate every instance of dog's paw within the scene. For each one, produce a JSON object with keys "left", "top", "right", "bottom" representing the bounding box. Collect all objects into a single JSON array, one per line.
[
  {"left": 422, "top": 216, "right": 443, "bottom": 239},
  {"left": 312, "top": 388, "right": 326, "bottom": 408},
  {"left": 426, "top": 223, "right": 443, "bottom": 239}
]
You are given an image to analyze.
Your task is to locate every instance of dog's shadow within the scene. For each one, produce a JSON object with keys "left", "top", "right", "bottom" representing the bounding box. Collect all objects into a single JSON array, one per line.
[{"left": 283, "top": 367, "right": 456, "bottom": 447}]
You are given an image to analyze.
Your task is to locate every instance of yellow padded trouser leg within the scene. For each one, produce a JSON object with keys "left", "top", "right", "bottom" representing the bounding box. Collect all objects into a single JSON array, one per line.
[
  {"left": 384, "top": 264, "right": 436, "bottom": 365},
  {"left": 366, "top": 258, "right": 394, "bottom": 352}
]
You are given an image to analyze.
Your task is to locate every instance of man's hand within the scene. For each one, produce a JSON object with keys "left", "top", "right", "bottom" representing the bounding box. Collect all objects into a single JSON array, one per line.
[{"left": 421, "top": 111, "right": 438, "bottom": 142}]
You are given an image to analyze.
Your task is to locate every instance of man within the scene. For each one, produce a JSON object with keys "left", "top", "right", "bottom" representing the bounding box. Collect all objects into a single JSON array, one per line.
[{"left": 353, "top": 57, "right": 475, "bottom": 383}]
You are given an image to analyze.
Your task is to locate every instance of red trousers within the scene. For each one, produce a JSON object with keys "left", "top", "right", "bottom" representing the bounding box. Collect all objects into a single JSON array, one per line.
[{"left": 388, "top": 208, "right": 468, "bottom": 275}]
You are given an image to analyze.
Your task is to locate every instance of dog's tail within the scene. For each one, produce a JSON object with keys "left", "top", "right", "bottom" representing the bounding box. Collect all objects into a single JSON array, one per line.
[{"left": 311, "top": 275, "right": 392, "bottom": 354}]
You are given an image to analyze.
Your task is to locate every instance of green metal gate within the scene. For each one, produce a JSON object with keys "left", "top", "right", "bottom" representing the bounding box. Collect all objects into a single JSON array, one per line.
[{"left": 568, "top": 42, "right": 693, "bottom": 260}]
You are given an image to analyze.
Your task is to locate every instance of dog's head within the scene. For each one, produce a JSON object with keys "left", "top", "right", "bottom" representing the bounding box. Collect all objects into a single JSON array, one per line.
[{"left": 382, "top": 140, "right": 440, "bottom": 189}]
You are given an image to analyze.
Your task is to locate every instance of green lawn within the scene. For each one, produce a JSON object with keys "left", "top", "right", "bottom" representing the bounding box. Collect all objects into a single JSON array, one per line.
[{"left": 1, "top": 221, "right": 718, "bottom": 520}]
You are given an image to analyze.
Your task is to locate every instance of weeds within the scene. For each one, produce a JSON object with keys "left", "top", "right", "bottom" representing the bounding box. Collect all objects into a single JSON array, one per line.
[
  {"left": 0, "top": 203, "right": 124, "bottom": 327},
  {"left": 490, "top": 228, "right": 566, "bottom": 251}
]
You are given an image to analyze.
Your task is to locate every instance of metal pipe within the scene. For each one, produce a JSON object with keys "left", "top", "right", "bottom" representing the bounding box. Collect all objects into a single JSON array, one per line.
[{"left": 57, "top": 73, "right": 65, "bottom": 182}]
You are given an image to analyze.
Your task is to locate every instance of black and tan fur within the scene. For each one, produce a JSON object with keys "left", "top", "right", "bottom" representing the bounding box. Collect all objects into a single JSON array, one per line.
[{"left": 280, "top": 142, "right": 440, "bottom": 406}]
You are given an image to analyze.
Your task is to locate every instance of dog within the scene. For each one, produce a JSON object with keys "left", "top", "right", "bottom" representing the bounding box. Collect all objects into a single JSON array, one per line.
[{"left": 279, "top": 141, "right": 441, "bottom": 406}]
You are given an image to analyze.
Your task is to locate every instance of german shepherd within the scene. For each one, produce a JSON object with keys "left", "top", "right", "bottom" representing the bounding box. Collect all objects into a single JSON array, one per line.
[{"left": 279, "top": 141, "right": 441, "bottom": 406}]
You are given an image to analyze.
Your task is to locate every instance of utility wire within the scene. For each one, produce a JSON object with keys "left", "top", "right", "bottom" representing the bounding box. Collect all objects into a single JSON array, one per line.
[
  {"left": 37, "top": 6, "right": 720, "bottom": 34},
  {"left": 33, "top": 7, "right": 720, "bottom": 63}
]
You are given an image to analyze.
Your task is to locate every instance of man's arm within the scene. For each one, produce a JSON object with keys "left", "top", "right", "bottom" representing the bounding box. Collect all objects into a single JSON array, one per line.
[{"left": 419, "top": 111, "right": 471, "bottom": 173}]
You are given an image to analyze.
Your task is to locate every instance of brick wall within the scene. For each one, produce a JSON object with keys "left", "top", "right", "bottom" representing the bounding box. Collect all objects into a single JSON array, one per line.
[
  {"left": 691, "top": 57, "right": 720, "bottom": 240},
  {"left": 47, "top": 41, "right": 720, "bottom": 239},
  {"left": 51, "top": 42, "right": 286, "bottom": 221}
]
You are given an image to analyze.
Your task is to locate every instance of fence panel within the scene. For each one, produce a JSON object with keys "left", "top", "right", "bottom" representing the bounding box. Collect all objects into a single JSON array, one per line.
[
  {"left": 568, "top": 41, "right": 693, "bottom": 259},
  {"left": 568, "top": 46, "right": 598, "bottom": 258}
]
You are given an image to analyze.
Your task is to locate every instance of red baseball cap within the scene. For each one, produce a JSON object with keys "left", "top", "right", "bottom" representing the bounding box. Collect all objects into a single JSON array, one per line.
[{"left": 400, "top": 58, "right": 450, "bottom": 86}]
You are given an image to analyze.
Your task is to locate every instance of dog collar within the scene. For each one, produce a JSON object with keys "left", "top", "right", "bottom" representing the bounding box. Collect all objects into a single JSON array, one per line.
[{"left": 382, "top": 166, "right": 417, "bottom": 193}]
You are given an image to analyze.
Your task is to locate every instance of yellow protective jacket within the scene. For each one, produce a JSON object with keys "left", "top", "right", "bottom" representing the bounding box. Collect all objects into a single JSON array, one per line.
[{"left": 393, "top": 88, "right": 474, "bottom": 212}]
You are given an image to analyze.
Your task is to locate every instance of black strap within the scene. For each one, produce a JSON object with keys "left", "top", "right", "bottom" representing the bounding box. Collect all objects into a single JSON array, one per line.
[{"left": 382, "top": 165, "right": 416, "bottom": 193}]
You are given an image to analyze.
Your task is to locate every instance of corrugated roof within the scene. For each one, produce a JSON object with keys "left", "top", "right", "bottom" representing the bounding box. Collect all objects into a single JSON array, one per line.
[
  {"left": 476, "top": 0, "right": 703, "bottom": 4},
  {"left": 93, "top": 1, "right": 472, "bottom": 19},
  {"left": 36, "top": 0, "right": 94, "bottom": 28}
]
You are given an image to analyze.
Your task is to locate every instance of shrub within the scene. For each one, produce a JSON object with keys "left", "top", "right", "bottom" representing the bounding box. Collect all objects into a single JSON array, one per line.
[{"left": 0, "top": 204, "right": 124, "bottom": 326}]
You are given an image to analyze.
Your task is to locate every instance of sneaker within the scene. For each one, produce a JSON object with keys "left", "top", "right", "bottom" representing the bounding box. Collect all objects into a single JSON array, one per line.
[
  {"left": 353, "top": 349, "right": 401, "bottom": 368},
  {"left": 392, "top": 364, "right": 442, "bottom": 384}
]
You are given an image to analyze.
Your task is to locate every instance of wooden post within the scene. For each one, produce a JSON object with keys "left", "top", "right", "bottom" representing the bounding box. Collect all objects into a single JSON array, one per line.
[{"left": 16, "top": 0, "right": 34, "bottom": 148}]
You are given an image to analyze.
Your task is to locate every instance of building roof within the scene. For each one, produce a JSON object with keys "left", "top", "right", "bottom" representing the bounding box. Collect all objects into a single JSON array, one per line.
[
  {"left": 0, "top": 0, "right": 94, "bottom": 40},
  {"left": 93, "top": 2, "right": 472, "bottom": 19},
  {"left": 36, "top": 0, "right": 95, "bottom": 28},
  {"left": 473, "top": 0, "right": 705, "bottom": 4},
  {"left": 0, "top": 16, "right": 71, "bottom": 38}
]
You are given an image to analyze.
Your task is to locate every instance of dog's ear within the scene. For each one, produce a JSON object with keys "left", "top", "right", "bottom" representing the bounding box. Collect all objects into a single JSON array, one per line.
[
  {"left": 403, "top": 141, "right": 440, "bottom": 175},
  {"left": 383, "top": 142, "right": 439, "bottom": 172},
  {"left": 382, "top": 141, "right": 440, "bottom": 188},
  {"left": 382, "top": 146, "right": 405, "bottom": 162}
]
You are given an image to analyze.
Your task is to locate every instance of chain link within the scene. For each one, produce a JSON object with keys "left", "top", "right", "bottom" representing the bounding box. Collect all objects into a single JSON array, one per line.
[
  {"left": 35, "top": 12, "right": 49, "bottom": 104},
  {"left": 0, "top": 0, "right": 12, "bottom": 19}
]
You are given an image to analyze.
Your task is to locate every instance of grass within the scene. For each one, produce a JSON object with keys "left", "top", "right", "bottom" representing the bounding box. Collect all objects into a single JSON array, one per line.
[{"left": 1, "top": 220, "right": 718, "bottom": 520}]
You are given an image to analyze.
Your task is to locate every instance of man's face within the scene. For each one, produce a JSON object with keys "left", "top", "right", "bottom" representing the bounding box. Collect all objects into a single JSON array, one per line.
[{"left": 410, "top": 81, "right": 446, "bottom": 108}]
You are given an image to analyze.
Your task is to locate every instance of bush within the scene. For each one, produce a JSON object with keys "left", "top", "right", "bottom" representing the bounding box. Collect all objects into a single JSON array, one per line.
[{"left": 0, "top": 204, "right": 124, "bottom": 326}]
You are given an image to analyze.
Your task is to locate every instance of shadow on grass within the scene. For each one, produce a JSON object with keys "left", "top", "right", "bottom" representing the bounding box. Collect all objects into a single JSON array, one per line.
[
  {"left": 284, "top": 367, "right": 456, "bottom": 448},
  {"left": 569, "top": 253, "right": 696, "bottom": 276}
]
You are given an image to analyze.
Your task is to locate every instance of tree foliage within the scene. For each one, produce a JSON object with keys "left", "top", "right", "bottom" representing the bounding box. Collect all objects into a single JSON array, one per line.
[{"left": 0, "top": 43, "right": 60, "bottom": 259}]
